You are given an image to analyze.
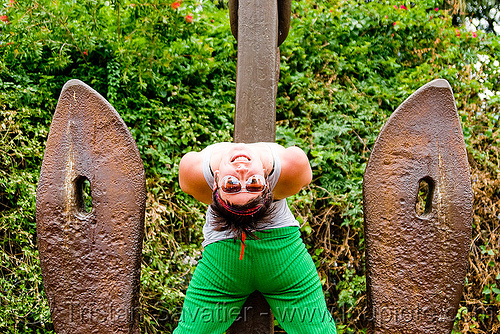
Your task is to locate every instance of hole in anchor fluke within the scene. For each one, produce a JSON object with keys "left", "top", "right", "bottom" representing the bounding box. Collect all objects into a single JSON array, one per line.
[
  {"left": 74, "top": 175, "right": 93, "bottom": 214},
  {"left": 416, "top": 176, "right": 434, "bottom": 218}
]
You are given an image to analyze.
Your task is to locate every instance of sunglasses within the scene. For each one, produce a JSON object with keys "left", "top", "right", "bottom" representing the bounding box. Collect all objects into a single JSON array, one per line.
[{"left": 218, "top": 174, "right": 267, "bottom": 194}]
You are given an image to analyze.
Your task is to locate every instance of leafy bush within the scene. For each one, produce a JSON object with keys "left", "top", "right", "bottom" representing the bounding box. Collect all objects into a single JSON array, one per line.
[{"left": 0, "top": 0, "right": 499, "bottom": 333}]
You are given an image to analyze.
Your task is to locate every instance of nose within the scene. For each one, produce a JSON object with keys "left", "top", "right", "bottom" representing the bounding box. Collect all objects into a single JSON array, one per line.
[{"left": 235, "top": 164, "right": 249, "bottom": 174}]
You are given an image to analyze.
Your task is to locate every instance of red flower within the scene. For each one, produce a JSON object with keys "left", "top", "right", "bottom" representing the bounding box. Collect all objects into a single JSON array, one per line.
[
  {"left": 394, "top": 5, "right": 398, "bottom": 9},
  {"left": 185, "top": 14, "right": 193, "bottom": 23},
  {"left": 171, "top": 2, "right": 181, "bottom": 10},
  {"left": 0, "top": 15, "right": 9, "bottom": 23},
  {"left": 455, "top": 29, "right": 461, "bottom": 37},
  {"left": 400, "top": 5, "right": 407, "bottom": 10},
  {"left": 435, "top": 7, "right": 439, "bottom": 12},
  {"left": 393, "top": 22, "right": 397, "bottom": 26},
  {"left": 472, "top": 31, "right": 477, "bottom": 38},
  {"left": 83, "top": 49, "right": 88, "bottom": 56}
]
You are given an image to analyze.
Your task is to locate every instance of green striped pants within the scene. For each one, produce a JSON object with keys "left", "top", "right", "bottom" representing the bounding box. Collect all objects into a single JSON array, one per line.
[{"left": 173, "top": 226, "right": 337, "bottom": 334}]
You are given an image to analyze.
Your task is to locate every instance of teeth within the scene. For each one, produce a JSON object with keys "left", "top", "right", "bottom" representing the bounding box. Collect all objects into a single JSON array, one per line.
[{"left": 233, "top": 155, "right": 250, "bottom": 162}]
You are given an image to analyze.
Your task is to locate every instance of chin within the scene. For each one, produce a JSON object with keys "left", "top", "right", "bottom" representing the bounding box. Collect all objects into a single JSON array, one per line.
[{"left": 223, "top": 194, "right": 259, "bottom": 206}]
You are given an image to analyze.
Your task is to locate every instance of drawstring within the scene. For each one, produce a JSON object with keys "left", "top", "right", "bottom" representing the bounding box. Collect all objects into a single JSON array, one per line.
[{"left": 239, "top": 232, "right": 246, "bottom": 260}]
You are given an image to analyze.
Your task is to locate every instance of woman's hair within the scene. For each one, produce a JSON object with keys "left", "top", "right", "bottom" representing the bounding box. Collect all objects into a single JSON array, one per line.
[{"left": 210, "top": 186, "right": 274, "bottom": 240}]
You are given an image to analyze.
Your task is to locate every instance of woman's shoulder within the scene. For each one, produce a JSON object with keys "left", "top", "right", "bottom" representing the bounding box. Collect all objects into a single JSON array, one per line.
[{"left": 270, "top": 145, "right": 312, "bottom": 200}]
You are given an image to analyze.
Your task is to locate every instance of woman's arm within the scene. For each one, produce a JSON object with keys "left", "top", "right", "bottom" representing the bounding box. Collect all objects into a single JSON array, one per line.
[
  {"left": 178, "top": 150, "right": 213, "bottom": 205},
  {"left": 178, "top": 142, "right": 233, "bottom": 204},
  {"left": 271, "top": 145, "right": 312, "bottom": 200}
]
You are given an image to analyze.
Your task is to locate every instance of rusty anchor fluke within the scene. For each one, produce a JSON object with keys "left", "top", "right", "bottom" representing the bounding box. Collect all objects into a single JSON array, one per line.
[
  {"left": 36, "top": 79, "right": 146, "bottom": 334},
  {"left": 363, "top": 79, "right": 473, "bottom": 334}
]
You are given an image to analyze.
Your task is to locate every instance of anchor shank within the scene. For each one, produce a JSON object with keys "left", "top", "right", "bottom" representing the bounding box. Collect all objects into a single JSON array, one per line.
[
  {"left": 233, "top": 0, "right": 279, "bottom": 143},
  {"left": 229, "top": 0, "right": 279, "bottom": 332}
]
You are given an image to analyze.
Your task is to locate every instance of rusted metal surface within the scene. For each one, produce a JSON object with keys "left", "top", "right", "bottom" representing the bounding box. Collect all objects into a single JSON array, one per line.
[
  {"left": 363, "top": 79, "right": 473, "bottom": 334},
  {"left": 228, "top": 0, "right": 282, "bottom": 331},
  {"left": 232, "top": 0, "right": 280, "bottom": 143},
  {"left": 36, "top": 79, "right": 146, "bottom": 334},
  {"left": 227, "top": 291, "right": 275, "bottom": 334},
  {"left": 229, "top": 0, "right": 291, "bottom": 47}
]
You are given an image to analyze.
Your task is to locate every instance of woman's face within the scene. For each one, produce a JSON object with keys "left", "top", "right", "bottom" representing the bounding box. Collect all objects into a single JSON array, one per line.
[{"left": 215, "top": 144, "right": 266, "bottom": 206}]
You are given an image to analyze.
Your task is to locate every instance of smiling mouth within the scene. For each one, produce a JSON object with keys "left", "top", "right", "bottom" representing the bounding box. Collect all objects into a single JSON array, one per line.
[{"left": 231, "top": 154, "right": 251, "bottom": 162}]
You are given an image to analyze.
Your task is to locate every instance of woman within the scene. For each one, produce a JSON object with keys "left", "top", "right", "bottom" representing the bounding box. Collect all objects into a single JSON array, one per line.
[{"left": 174, "top": 142, "right": 337, "bottom": 334}]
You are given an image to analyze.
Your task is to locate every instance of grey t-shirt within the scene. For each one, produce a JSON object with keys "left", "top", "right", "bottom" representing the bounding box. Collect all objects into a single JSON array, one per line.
[{"left": 201, "top": 144, "right": 299, "bottom": 247}]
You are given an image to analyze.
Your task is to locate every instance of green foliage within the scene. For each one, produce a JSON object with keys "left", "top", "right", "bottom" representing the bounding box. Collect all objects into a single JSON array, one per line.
[{"left": 1, "top": 0, "right": 499, "bottom": 333}]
